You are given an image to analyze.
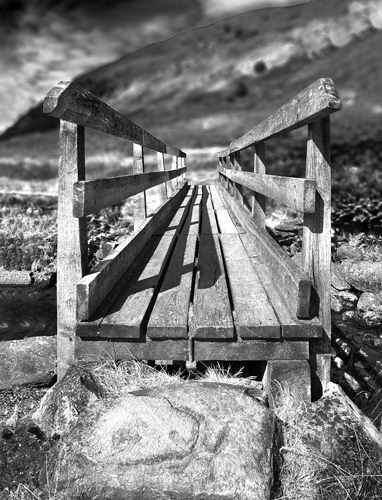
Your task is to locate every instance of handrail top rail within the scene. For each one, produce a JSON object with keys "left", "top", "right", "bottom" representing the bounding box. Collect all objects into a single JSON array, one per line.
[
  {"left": 44, "top": 81, "right": 186, "bottom": 158},
  {"left": 216, "top": 78, "right": 341, "bottom": 158}
]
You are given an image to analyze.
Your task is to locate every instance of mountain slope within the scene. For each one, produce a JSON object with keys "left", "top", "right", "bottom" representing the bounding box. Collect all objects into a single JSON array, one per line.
[{"left": 1, "top": 0, "right": 382, "bottom": 148}]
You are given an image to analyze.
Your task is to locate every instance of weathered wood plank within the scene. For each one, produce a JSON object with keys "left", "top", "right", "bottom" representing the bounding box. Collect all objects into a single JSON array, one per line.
[
  {"left": 75, "top": 339, "right": 189, "bottom": 361},
  {"left": 253, "top": 143, "right": 266, "bottom": 225},
  {"left": 215, "top": 210, "right": 238, "bottom": 234},
  {"left": 218, "top": 166, "right": 316, "bottom": 214},
  {"left": 302, "top": 117, "right": 332, "bottom": 389},
  {"left": 253, "top": 260, "right": 322, "bottom": 338},
  {"left": 215, "top": 182, "right": 312, "bottom": 318},
  {"left": 73, "top": 168, "right": 186, "bottom": 217},
  {"left": 44, "top": 81, "right": 186, "bottom": 157},
  {"left": 191, "top": 234, "right": 234, "bottom": 339},
  {"left": 77, "top": 183, "right": 188, "bottom": 320},
  {"left": 100, "top": 234, "right": 176, "bottom": 337},
  {"left": 209, "top": 185, "right": 226, "bottom": 211},
  {"left": 217, "top": 78, "right": 342, "bottom": 156},
  {"left": 133, "top": 143, "right": 146, "bottom": 230},
  {"left": 147, "top": 234, "right": 197, "bottom": 338},
  {"left": 57, "top": 121, "right": 87, "bottom": 379},
  {"left": 156, "top": 185, "right": 195, "bottom": 237},
  {"left": 220, "top": 234, "right": 280, "bottom": 339},
  {"left": 181, "top": 187, "right": 202, "bottom": 235},
  {"left": 193, "top": 340, "right": 309, "bottom": 361},
  {"left": 200, "top": 186, "right": 219, "bottom": 235},
  {"left": 157, "top": 152, "right": 169, "bottom": 203}
]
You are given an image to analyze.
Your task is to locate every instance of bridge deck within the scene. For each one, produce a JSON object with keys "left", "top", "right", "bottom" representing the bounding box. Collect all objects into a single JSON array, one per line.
[{"left": 77, "top": 185, "right": 322, "bottom": 360}]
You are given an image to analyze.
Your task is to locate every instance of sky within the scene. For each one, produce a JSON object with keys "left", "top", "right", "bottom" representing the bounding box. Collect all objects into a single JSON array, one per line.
[{"left": 0, "top": 0, "right": 309, "bottom": 133}]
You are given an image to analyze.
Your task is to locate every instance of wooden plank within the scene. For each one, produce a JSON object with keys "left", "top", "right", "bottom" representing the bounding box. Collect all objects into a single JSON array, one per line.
[
  {"left": 147, "top": 234, "right": 198, "bottom": 338},
  {"left": 215, "top": 183, "right": 312, "bottom": 318},
  {"left": 75, "top": 339, "right": 189, "bottom": 361},
  {"left": 77, "top": 187, "right": 193, "bottom": 336},
  {"left": 193, "top": 340, "right": 309, "bottom": 361},
  {"left": 100, "top": 234, "right": 176, "bottom": 337},
  {"left": 253, "top": 143, "right": 266, "bottom": 225},
  {"left": 57, "top": 121, "right": 87, "bottom": 379},
  {"left": 44, "top": 81, "right": 186, "bottom": 157},
  {"left": 157, "top": 152, "right": 169, "bottom": 203},
  {"left": 302, "top": 117, "right": 332, "bottom": 389},
  {"left": 220, "top": 234, "right": 280, "bottom": 339},
  {"left": 73, "top": 167, "right": 186, "bottom": 217},
  {"left": 181, "top": 186, "right": 202, "bottom": 235},
  {"left": 133, "top": 143, "right": 146, "bottom": 230},
  {"left": 191, "top": 234, "right": 234, "bottom": 339},
  {"left": 209, "top": 185, "right": 226, "bottom": 211},
  {"left": 77, "top": 183, "right": 188, "bottom": 320},
  {"left": 218, "top": 166, "right": 316, "bottom": 214},
  {"left": 215, "top": 210, "right": 238, "bottom": 234},
  {"left": 216, "top": 78, "right": 341, "bottom": 156},
  {"left": 253, "top": 261, "right": 322, "bottom": 338},
  {"left": 200, "top": 186, "right": 219, "bottom": 235}
]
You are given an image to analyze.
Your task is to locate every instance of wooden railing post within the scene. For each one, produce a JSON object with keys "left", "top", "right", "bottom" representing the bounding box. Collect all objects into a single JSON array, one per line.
[
  {"left": 233, "top": 151, "right": 244, "bottom": 206},
  {"left": 252, "top": 143, "right": 266, "bottom": 226},
  {"left": 133, "top": 143, "right": 146, "bottom": 231},
  {"left": 172, "top": 155, "right": 179, "bottom": 191},
  {"left": 302, "top": 117, "right": 331, "bottom": 393},
  {"left": 57, "top": 121, "right": 87, "bottom": 379},
  {"left": 157, "top": 152, "right": 168, "bottom": 202}
]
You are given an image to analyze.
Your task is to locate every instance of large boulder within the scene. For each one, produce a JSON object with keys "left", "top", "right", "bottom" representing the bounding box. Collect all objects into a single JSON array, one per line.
[
  {"left": 43, "top": 381, "right": 275, "bottom": 500},
  {"left": 338, "top": 260, "right": 382, "bottom": 293}
]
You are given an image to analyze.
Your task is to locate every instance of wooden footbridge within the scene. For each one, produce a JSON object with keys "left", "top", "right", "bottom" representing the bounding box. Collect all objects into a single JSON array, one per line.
[{"left": 44, "top": 78, "right": 342, "bottom": 399}]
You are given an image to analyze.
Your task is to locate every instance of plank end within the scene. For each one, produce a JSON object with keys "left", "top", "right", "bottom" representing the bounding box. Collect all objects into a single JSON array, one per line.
[{"left": 43, "top": 81, "right": 74, "bottom": 116}]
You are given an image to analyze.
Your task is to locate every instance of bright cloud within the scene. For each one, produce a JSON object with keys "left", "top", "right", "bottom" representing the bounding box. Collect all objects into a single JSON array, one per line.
[{"left": 202, "top": 0, "right": 310, "bottom": 17}]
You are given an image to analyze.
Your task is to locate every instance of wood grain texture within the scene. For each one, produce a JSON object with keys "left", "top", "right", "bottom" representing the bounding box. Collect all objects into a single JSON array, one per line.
[
  {"left": 216, "top": 78, "right": 342, "bottom": 156},
  {"left": 193, "top": 340, "right": 309, "bottom": 361},
  {"left": 302, "top": 117, "right": 332, "bottom": 389},
  {"left": 133, "top": 143, "right": 146, "bottom": 230},
  {"left": 77, "top": 183, "right": 188, "bottom": 320},
  {"left": 215, "top": 182, "right": 312, "bottom": 318},
  {"left": 209, "top": 185, "right": 226, "bottom": 211},
  {"left": 191, "top": 234, "right": 234, "bottom": 339},
  {"left": 217, "top": 166, "right": 316, "bottom": 214},
  {"left": 253, "top": 143, "right": 266, "bottom": 225},
  {"left": 99, "top": 234, "right": 176, "bottom": 337},
  {"left": 220, "top": 234, "right": 280, "bottom": 339},
  {"left": 157, "top": 152, "right": 169, "bottom": 203},
  {"left": 73, "top": 167, "right": 186, "bottom": 217},
  {"left": 44, "top": 81, "right": 186, "bottom": 157},
  {"left": 200, "top": 186, "right": 219, "bottom": 235},
  {"left": 147, "top": 234, "right": 197, "bottom": 338},
  {"left": 181, "top": 186, "right": 202, "bottom": 235},
  {"left": 57, "top": 121, "right": 87, "bottom": 379}
]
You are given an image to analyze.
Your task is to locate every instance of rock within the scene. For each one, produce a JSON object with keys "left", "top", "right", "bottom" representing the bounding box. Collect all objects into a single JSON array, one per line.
[
  {"left": 330, "top": 289, "right": 358, "bottom": 312},
  {"left": 32, "top": 365, "right": 105, "bottom": 438},
  {"left": 274, "top": 223, "right": 300, "bottom": 233},
  {"left": 0, "top": 336, "right": 56, "bottom": 390},
  {"left": 338, "top": 260, "right": 382, "bottom": 293},
  {"left": 360, "top": 310, "right": 382, "bottom": 328},
  {"left": 331, "top": 262, "right": 350, "bottom": 291},
  {"left": 300, "top": 383, "right": 382, "bottom": 499},
  {"left": 43, "top": 382, "right": 275, "bottom": 500},
  {"left": 336, "top": 243, "right": 363, "bottom": 262},
  {"left": 357, "top": 291, "right": 382, "bottom": 313}
]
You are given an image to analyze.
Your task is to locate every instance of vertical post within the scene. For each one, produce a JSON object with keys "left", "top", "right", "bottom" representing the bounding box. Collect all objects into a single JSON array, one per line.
[
  {"left": 172, "top": 155, "right": 179, "bottom": 191},
  {"left": 133, "top": 143, "right": 146, "bottom": 231},
  {"left": 228, "top": 153, "right": 236, "bottom": 198},
  {"left": 157, "top": 152, "right": 168, "bottom": 202},
  {"left": 252, "top": 142, "right": 266, "bottom": 226},
  {"left": 57, "top": 121, "right": 87, "bottom": 380},
  {"left": 302, "top": 117, "right": 331, "bottom": 395},
  {"left": 233, "top": 151, "right": 243, "bottom": 205}
]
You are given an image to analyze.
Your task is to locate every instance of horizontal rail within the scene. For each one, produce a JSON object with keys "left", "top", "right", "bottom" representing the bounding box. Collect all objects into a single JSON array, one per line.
[
  {"left": 44, "top": 81, "right": 186, "bottom": 157},
  {"left": 77, "top": 182, "right": 189, "bottom": 320},
  {"left": 73, "top": 167, "right": 187, "bottom": 217},
  {"left": 217, "top": 78, "right": 341, "bottom": 157},
  {"left": 217, "top": 166, "right": 316, "bottom": 213}
]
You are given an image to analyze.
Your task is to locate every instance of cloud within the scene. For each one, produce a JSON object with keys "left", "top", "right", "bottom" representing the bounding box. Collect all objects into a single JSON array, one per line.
[{"left": 202, "top": 0, "right": 310, "bottom": 17}]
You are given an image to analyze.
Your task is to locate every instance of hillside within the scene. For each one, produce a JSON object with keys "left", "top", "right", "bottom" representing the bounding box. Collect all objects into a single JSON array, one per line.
[{"left": 1, "top": 0, "right": 382, "bottom": 160}]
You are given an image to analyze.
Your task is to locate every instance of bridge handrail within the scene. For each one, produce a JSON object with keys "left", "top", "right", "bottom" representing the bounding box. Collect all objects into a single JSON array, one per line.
[
  {"left": 216, "top": 78, "right": 341, "bottom": 157},
  {"left": 44, "top": 81, "right": 186, "bottom": 157}
]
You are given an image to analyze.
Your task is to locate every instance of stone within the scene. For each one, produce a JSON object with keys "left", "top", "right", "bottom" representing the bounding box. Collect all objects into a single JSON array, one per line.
[
  {"left": 43, "top": 381, "right": 275, "bottom": 500},
  {"left": 357, "top": 291, "right": 382, "bottom": 313},
  {"left": 338, "top": 260, "right": 382, "bottom": 293},
  {"left": 330, "top": 289, "right": 358, "bottom": 313},
  {"left": 32, "top": 365, "right": 105, "bottom": 438},
  {"left": 0, "top": 336, "right": 56, "bottom": 390},
  {"left": 331, "top": 262, "right": 350, "bottom": 291},
  {"left": 336, "top": 243, "right": 363, "bottom": 262},
  {"left": 274, "top": 223, "right": 300, "bottom": 233},
  {"left": 297, "top": 383, "right": 382, "bottom": 499}
]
